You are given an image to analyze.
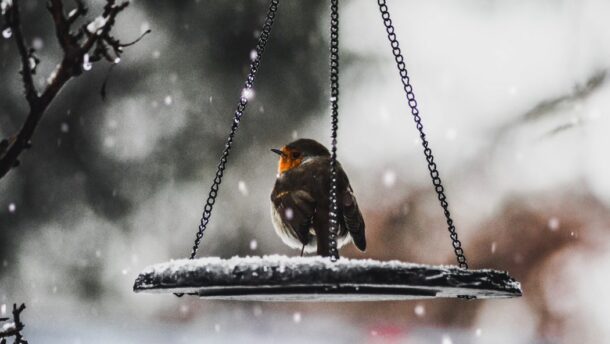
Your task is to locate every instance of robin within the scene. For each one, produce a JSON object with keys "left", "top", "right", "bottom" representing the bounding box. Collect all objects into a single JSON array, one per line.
[{"left": 270, "top": 138, "right": 366, "bottom": 257}]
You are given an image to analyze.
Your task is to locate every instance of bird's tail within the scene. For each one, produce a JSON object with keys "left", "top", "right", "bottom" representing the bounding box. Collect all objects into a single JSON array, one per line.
[{"left": 343, "top": 192, "right": 366, "bottom": 252}]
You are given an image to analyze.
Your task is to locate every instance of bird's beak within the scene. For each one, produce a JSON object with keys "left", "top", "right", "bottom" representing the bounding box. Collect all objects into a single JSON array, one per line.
[{"left": 270, "top": 148, "right": 285, "bottom": 157}]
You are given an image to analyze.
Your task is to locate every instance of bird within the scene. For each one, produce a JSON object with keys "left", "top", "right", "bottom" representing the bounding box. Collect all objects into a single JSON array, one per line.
[{"left": 270, "top": 138, "right": 366, "bottom": 257}]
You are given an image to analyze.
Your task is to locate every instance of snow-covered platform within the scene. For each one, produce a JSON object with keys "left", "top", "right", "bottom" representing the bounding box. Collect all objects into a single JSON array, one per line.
[{"left": 133, "top": 255, "right": 522, "bottom": 301}]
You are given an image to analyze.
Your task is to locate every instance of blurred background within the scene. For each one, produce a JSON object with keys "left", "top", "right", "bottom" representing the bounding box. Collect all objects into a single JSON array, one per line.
[{"left": 1, "top": 0, "right": 610, "bottom": 343}]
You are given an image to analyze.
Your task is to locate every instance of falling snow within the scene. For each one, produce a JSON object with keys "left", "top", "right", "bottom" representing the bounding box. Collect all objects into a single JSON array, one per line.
[
  {"left": 104, "top": 136, "right": 115, "bottom": 148},
  {"left": 0, "top": 304, "right": 5, "bottom": 315},
  {"left": 249, "top": 49, "right": 258, "bottom": 61},
  {"left": 238, "top": 181, "right": 249, "bottom": 196},
  {"left": 8, "top": 203, "right": 16, "bottom": 213},
  {"left": 548, "top": 217, "right": 560, "bottom": 231},
  {"left": 383, "top": 170, "right": 397, "bottom": 187},
  {"left": 32, "top": 37, "right": 43, "bottom": 50},
  {"left": 249, "top": 239, "right": 258, "bottom": 251},
  {"left": 214, "top": 324, "right": 221, "bottom": 333},
  {"left": 164, "top": 95, "right": 173, "bottom": 106},
  {"left": 285, "top": 208, "right": 294, "bottom": 220},
  {"left": 2, "top": 2, "right": 602, "bottom": 342},
  {"left": 61, "top": 122, "right": 70, "bottom": 133},
  {"left": 441, "top": 335, "right": 453, "bottom": 344},
  {"left": 414, "top": 304, "right": 425, "bottom": 317},
  {"left": 475, "top": 328, "right": 482, "bottom": 337},
  {"left": 292, "top": 312, "right": 302, "bottom": 323}
]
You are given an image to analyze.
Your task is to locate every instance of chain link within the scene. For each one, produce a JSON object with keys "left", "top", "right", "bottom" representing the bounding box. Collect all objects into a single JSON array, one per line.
[
  {"left": 328, "top": 0, "right": 340, "bottom": 262},
  {"left": 376, "top": 0, "right": 469, "bottom": 270},
  {"left": 188, "top": 0, "right": 279, "bottom": 261}
]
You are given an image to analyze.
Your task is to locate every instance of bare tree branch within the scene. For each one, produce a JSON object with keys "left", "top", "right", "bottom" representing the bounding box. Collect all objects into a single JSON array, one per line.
[
  {"left": 0, "top": 303, "right": 27, "bottom": 343},
  {"left": 67, "top": 0, "right": 87, "bottom": 25},
  {"left": 0, "top": 0, "right": 147, "bottom": 181},
  {"left": 3, "top": 0, "right": 37, "bottom": 105},
  {"left": 47, "top": 0, "right": 73, "bottom": 52}
]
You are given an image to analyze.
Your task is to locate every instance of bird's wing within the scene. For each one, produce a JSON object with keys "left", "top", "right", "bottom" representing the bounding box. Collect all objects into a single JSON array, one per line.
[
  {"left": 338, "top": 166, "right": 366, "bottom": 251},
  {"left": 272, "top": 190, "right": 316, "bottom": 245}
]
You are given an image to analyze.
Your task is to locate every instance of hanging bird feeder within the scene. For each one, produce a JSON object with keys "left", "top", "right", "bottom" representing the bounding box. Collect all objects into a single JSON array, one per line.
[{"left": 133, "top": 0, "right": 522, "bottom": 301}]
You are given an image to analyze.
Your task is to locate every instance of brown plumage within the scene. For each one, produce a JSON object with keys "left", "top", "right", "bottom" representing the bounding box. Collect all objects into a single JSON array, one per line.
[{"left": 270, "top": 139, "right": 366, "bottom": 256}]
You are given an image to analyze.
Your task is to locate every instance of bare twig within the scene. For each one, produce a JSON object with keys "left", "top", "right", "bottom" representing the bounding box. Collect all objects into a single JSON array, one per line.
[
  {"left": 3, "top": 0, "right": 37, "bottom": 105},
  {"left": 0, "top": 303, "right": 27, "bottom": 343},
  {"left": 67, "top": 0, "right": 87, "bottom": 25},
  {"left": 47, "top": 0, "right": 72, "bottom": 52},
  {"left": 0, "top": 0, "right": 146, "bottom": 181}
]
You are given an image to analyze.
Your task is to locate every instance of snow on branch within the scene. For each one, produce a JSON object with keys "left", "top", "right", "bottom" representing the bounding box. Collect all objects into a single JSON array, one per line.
[
  {"left": 0, "top": 0, "right": 150, "bottom": 181},
  {"left": 0, "top": 303, "right": 27, "bottom": 343}
]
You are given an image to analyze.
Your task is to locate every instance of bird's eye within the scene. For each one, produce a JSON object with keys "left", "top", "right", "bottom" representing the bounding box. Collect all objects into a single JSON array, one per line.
[{"left": 292, "top": 152, "right": 301, "bottom": 159}]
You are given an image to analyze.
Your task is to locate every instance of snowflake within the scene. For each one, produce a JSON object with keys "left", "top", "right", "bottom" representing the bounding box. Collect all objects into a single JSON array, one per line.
[{"left": 238, "top": 181, "right": 249, "bottom": 196}]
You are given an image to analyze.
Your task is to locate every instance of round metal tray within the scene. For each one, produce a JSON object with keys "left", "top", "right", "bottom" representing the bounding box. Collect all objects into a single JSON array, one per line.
[{"left": 133, "top": 255, "right": 522, "bottom": 301}]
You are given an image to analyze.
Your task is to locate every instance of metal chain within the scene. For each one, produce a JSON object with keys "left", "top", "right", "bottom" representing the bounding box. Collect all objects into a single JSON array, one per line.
[
  {"left": 376, "top": 0, "right": 469, "bottom": 269},
  {"left": 188, "top": 0, "right": 279, "bottom": 260},
  {"left": 328, "top": 0, "right": 340, "bottom": 262}
]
